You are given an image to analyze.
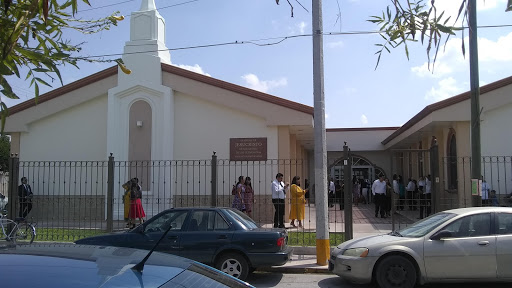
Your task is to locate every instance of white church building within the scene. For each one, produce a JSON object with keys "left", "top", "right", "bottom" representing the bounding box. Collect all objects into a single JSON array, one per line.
[{"left": 4, "top": 0, "right": 512, "bottom": 222}]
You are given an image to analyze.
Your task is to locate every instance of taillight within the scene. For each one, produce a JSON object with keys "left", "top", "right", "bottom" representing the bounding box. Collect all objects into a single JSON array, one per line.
[{"left": 277, "top": 237, "right": 285, "bottom": 248}]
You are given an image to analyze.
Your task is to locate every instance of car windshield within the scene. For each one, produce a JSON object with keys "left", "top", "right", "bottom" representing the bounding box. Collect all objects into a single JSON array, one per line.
[
  {"left": 224, "top": 209, "right": 259, "bottom": 230},
  {"left": 397, "top": 212, "right": 456, "bottom": 238}
]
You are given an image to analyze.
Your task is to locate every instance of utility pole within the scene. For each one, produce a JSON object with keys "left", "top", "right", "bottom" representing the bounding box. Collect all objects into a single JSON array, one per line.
[
  {"left": 312, "top": 0, "right": 329, "bottom": 266},
  {"left": 469, "top": 0, "right": 482, "bottom": 206}
]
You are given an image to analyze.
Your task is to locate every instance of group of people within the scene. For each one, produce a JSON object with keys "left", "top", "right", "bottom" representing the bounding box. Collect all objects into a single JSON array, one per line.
[
  {"left": 122, "top": 177, "right": 145, "bottom": 229},
  {"left": 0, "top": 177, "right": 32, "bottom": 216},
  {"left": 231, "top": 175, "right": 255, "bottom": 218},
  {"left": 271, "top": 173, "right": 308, "bottom": 229},
  {"left": 372, "top": 174, "right": 432, "bottom": 219}
]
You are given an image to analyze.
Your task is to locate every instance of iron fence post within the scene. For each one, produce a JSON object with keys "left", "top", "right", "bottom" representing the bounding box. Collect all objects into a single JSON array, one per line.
[
  {"left": 343, "top": 143, "right": 353, "bottom": 241},
  {"left": 211, "top": 152, "right": 217, "bottom": 207},
  {"left": 7, "top": 154, "right": 19, "bottom": 223},
  {"left": 430, "top": 143, "right": 439, "bottom": 214},
  {"left": 390, "top": 150, "right": 395, "bottom": 232},
  {"left": 107, "top": 153, "right": 114, "bottom": 232}
]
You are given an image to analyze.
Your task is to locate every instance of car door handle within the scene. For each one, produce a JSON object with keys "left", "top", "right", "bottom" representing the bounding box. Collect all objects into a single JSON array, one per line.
[
  {"left": 477, "top": 241, "right": 490, "bottom": 246},
  {"left": 217, "top": 235, "right": 228, "bottom": 240},
  {"left": 168, "top": 236, "right": 178, "bottom": 240}
]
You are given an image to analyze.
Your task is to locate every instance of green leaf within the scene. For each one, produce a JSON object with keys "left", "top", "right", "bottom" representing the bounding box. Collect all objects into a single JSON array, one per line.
[
  {"left": 34, "top": 82, "right": 40, "bottom": 103},
  {"left": 0, "top": 102, "right": 8, "bottom": 135},
  {"left": 0, "top": 64, "right": 14, "bottom": 76},
  {"left": 35, "top": 77, "right": 51, "bottom": 87},
  {"left": 437, "top": 24, "right": 456, "bottom": 35}
]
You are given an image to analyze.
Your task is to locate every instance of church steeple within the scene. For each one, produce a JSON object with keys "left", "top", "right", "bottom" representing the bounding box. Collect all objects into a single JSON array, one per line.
[
  {"left": 122, "top": 0, "right": 171, "bottom": 65},
  {"left": 139, "top": 0, "right": 157, "bottom": 11}
]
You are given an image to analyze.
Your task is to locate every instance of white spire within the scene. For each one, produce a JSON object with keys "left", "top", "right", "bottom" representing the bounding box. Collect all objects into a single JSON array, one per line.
[{"left": 139, "top": 0, "right": 156, "bottom": 11}]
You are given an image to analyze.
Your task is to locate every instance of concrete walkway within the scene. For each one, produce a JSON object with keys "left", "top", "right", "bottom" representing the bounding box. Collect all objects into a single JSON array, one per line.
[{"left": 261, "top": 203, "right": 419, "bottom": 273}]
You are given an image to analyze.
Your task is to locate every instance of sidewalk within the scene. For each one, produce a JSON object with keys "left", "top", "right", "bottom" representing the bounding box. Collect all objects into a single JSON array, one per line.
[{"left": 261, "top": 204, "right": 419, "bottom": 273}]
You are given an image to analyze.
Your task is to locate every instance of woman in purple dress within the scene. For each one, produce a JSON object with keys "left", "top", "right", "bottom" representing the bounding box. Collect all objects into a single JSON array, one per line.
[
  {"left": 243, "top": 177, "right": 254, "bottom": 218},
  {"left": 232, "top": 176, "right": 246, "bottom": 212}
]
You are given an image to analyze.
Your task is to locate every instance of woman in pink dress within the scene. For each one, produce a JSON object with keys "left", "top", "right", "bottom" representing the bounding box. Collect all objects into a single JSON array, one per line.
[{"left": 128, "top": 178, "right": 145, "bottom": 229}]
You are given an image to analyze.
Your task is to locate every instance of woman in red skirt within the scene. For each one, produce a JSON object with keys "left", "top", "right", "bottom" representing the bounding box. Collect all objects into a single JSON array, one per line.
[{"left": 128, "top": 178, "right": 145, "bottom": 229}]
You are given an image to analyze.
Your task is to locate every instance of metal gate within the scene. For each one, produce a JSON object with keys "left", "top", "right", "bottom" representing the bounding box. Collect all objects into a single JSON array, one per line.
[{"left": 389, "top": 144, "right": 439, "bottom": 231}]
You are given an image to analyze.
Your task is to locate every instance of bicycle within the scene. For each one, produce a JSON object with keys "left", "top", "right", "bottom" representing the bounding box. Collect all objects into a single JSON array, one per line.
[{"left": 0, "top": 211, "right": 36, "bottom": 244}]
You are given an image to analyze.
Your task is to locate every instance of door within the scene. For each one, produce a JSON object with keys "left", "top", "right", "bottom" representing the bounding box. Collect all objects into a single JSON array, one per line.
[
  {"left": 138, "top": 210, "right": 189, "bottom": 255},
  {"left": 180, "top": 210, "right": 234, "bottom": 264},
  {"left": 424, "top": 213, "right": 497, "bottom": 280},
  {"left": 496, "top": 212, "right": 512, "bottom": 279}
]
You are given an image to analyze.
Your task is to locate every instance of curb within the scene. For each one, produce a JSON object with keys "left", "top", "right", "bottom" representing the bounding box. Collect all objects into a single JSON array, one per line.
[{"left": 258, "top": 266, "right": 331, "bottom": 274}]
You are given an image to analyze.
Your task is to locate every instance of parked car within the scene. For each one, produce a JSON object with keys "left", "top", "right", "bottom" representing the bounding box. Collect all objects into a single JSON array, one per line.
[
  {"left": 0, "top": 244, "right": 253, "bottom": 287},
  {"left": 75, "top": 207, "right": 292, "bottom": 280},
  {"left": 329, "top": 207, "right": 512, "bottom": 288}
]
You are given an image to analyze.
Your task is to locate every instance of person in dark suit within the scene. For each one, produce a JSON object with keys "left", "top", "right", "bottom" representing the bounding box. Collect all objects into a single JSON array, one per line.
[{"left": 18, "top": 177, "right": 33, "bottom": 218}]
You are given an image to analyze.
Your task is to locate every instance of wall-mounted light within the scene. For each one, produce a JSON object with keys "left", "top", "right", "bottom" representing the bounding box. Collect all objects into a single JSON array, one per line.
[{"left": 136, "top": 121, "right": 143, "bottom": 127}]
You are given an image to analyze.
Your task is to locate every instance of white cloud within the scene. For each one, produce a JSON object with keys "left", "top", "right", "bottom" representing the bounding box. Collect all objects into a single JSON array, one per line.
[
  {"left": 297, "top": 21, "right": 307, "bottom": 34},
  {"left": 360, "top": 114, "right": 368, "bottom": 125},
  {"left": 425, "top": 77, "right": 465, "bottom": 102},
  {"left": 327, "top": 40, "right": 344, "bottom": 49},
  {"left": 174, "top": 64, "right": 211, "bottom": 76},
  {"left": 411, "top": 32, "right": 512, "bottom": 78},
  {"left": 287, "top": 21, "right": 308, "bottom": 35},
  {"left": 478, "top": 32, "right": 512, "bottom": 62},
  {"left": 241, "top": 74, "right": 288, "bottom": 93},
  {"left": 428, "top": 0, "right": 504, "bottom": 25}
]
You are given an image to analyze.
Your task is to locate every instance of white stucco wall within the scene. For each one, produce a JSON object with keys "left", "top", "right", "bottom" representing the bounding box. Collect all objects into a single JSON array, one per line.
[
  {"left": 174, "top": 91, "right": 278, "bottom": 160},
  {"left": 173, "top": 92, "right": 281, "bottom": 198},
  {"left": 327, "top": 129, "right": 396, "bottom": 151},
  {"left": 481, "top": 102, "right": 512, "bottom": 157},
  {"left": 19, "top": 95, "right": 108, "bottom": 161}
]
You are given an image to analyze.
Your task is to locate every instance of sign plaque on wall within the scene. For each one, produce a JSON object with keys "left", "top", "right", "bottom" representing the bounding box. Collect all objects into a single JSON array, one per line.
[{"left": 230, "top": 138, "right": 267, "bottom": 161}]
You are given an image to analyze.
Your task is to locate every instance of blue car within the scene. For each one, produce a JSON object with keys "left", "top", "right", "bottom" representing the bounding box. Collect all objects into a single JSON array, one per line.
[
  {"left": 0, "top": 244, "right": 254, "bottom": 287},
  {"left": 75, "top": 207, "right": 292, "bottom": 280}
]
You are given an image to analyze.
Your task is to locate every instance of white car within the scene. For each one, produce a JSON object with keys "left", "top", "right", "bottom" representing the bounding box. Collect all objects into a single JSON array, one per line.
[{"left": 329, "top": 207, "right": 512, "bottom": 288}]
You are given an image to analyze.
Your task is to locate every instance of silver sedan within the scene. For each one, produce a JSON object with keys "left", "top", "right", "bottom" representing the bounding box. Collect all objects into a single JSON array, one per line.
[{"left": 329, "top": 207, "right": 512, "bottom": 288}]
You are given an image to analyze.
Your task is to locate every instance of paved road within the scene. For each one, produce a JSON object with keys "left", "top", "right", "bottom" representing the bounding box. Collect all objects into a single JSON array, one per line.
[{"left": 246, "top": 272, "right": 512, "bottom": 288}]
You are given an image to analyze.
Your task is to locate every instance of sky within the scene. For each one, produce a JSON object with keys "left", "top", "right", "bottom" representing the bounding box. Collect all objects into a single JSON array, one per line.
[{"left": 4, "top": 0, "right": 512, "bottom": 128}]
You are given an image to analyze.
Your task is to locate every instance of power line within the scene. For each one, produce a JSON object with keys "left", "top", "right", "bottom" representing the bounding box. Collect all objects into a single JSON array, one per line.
[
  {"left": 80, "top": 0, "right": 137, "bottom": 12},
  {"left": 84, "top": 23, "right": 512, "bottom": 59},
  {"left": 78, "top": 0, "right": 200, "bottom": 16}
]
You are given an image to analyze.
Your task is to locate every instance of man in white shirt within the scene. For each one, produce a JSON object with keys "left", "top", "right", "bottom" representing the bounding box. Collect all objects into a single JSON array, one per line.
[
  {"left": 328, "top": 178, "right": 335, "bottom": 207},
  {"left": 406, "top": 178, "right": 417, "bottom": 210},
  {"left": 271, "top": 173, "right": 289, "bottom": 228},
  {"left": 392, "top": 174, "right": 400, "bottom": 212},
  {"left": 481, "top": 177, "right": 491, "bottom": 206},
  {"left": 372, "top": 175, "right": 387, "bottom": 218},
  {"left": 420, "top": 175, "right": 432, "bottom": 219}
]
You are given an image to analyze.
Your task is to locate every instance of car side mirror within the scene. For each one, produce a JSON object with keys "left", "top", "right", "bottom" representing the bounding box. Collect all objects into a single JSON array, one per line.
[
  {"left": 133, "top": 225, "right": 144, "bottom": 233},
  {"left": 431, "top": 230, "right": 453, "bottom": 240}
]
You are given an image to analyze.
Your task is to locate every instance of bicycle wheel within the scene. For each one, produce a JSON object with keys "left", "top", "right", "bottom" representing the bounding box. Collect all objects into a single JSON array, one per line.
[{"left": 13, "top": 223, "right": 35, "bottom": 244}]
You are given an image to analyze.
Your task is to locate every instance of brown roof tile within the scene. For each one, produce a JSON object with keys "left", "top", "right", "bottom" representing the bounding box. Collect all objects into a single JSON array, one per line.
[
  {"left": 8, "top": 64, "right": 314, "bottom": 117},
  {"left": 8, "top": 66, "right": 118, "bottom": 115}
]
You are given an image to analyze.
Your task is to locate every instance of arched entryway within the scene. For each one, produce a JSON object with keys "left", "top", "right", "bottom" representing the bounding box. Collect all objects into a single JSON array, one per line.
[
  {"left": 329, "top": 154, "right": 386, "bottom": 183},
  {"left": 129, "top": 100, "right": 152, "bottom": 191}
]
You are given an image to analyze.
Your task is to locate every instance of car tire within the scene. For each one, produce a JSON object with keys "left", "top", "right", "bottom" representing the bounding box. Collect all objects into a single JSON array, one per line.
[
  {"left": 375, "top": 255, "right": 417, "bottom": 288},
  {"left": 215, "top": 252, "right": 249, "bottom": 281}
]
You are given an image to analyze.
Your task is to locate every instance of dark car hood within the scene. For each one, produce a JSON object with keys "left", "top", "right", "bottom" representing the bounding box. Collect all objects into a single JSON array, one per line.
[
  {"left": 0, "top": 244, "right": 253, "bottom": 288},
  {"left": 0, "top": 244, "right": 189, "bottom": 288}
]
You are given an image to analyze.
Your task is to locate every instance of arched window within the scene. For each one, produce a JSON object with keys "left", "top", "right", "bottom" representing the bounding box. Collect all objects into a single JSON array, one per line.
[{"left": 447, "top": 129, "right": 458, "bottom": 190}]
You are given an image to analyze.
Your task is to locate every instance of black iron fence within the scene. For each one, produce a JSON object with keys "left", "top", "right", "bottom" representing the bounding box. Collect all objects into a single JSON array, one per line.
[
  {"left": 389, "top": 149, "right": 512, "bottom": 229},
  {"left": 7, "top": 155, "right": 347, "bottom": 243},
  {"left": 8, "top": 152, "right": 510, "bottom": 244}
]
